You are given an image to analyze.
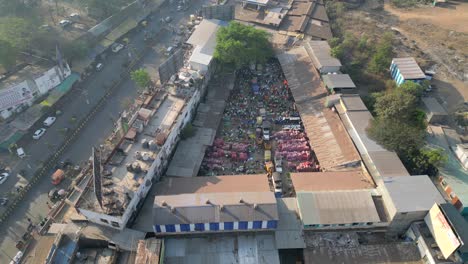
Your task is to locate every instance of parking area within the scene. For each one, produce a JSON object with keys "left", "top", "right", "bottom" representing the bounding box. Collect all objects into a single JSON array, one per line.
[{"left": 199, "top": 60, "right": 319, "bottom": 194}]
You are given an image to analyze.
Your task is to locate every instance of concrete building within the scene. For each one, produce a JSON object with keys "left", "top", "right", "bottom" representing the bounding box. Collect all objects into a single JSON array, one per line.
[
  {"left": 406, "top": 203, "right": 468, "bottom": 264},
  {"left": 379, "top": 175, "right": 446, "bottom": 236},
  {"left": 241, "top": 0, "right": 270, "bottom": 10},
  {"left": 152, "top": 175, "right": 278, "bottom": 234},
  {"left": 303, "top": 41, "right": 341, "bottom": 74},
  {"left": 322, "top": 73, "right": 356, "bottom": 93},
  {"left": 390, "top": 57, "right": 426, "bottom": 86},
  {"left": 422, "top": 97, "right": 448, "bottom": 124},
  {"left": 186, "top": 19, "right": 227, "bottom": 73},
  {"left": 0, "top": 63, "right": 72, "bottom": 119}
]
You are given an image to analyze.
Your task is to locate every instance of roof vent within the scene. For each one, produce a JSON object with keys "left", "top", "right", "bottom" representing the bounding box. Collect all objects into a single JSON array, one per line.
[
  {"left": 219, "top": 204, "right": 225, "bottom": 211},
  {"left": 253, "top": 203, "right": 258, "bottom": 209},
  {"left": 170, "top": 207, "right": 176, "bottom": 213},
  {"left": 239, "top": 198, "right": 244, "bottom": 203},
  {"left": 161, "top": 200, "right": 167, "bottom": 206},
  {"left": 205, "top": 199, "right": 211, "bottom": 205}
]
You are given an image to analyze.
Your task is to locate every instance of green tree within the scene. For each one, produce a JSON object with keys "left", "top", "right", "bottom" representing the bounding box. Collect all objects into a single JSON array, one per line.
[
  {"left": 0, "top": 17, "right": 35, "bottom": 50},
  {"left": 373, "top": 90, "right": 417, "bottom": 122},
  {"left": 368, "top": 119, "right": 425, "bottom": 154},
  {"left": 398, "top": 81, "right": 424, "bottom": 99},
  {"left": 367, "top": 32, "right": 394, "bottom": 75},
  {"left": 62, "top": 40, "right": 90, "bottom": 62},
  {"left": 0, "top": 39, "right": 18, "bottom": 69},
  {"left": 214, "top": 22, "right": 273, "bottom": 69},
  {"left": 131, "top": 69, "right": 151, "bottom": 90}
]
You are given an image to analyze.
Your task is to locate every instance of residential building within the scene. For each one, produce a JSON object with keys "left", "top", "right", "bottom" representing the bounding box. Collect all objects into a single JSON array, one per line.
[
  {"left": 152, "top": 175, "right": 278, "bottom": 234},
  {"left": 380, "top": 175, "right": 446, "bottom": 236},
  {"left": 390, "top": 57, "right": 426, "bottom": 86},
  {"left": 453, "top": 144, "right": 468, "bottom": 171},
  {"left": 422, "top": 97, "right": 448, "bottom": 124}
]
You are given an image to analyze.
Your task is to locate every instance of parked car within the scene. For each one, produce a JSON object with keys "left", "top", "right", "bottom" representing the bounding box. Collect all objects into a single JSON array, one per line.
[
  {"left": 96, "top": 63, "right": 104, "bottom": 71},
  {"left": 274, "top": 156, "right": 283, "bottom": 173},
  {"left": 69, "top": 13, "right": 80, "bottom": 19},
  {"left": 0, "top": 172, "right": 9, "bottom": 184},
  {"left": 111, "top": 43, "right": 124, "bottom": 53},
  {"left": 32, "top": 128, "right": 46, "bottom": 140},
  {"left": 59, "top": 19, "right": 72, "bottom": 28},
  {"left": 16, "top": 148, "right": 26, "bottom": 159},
  {"left": 43, "top": 116, "right": 56, "bottom": 127}
]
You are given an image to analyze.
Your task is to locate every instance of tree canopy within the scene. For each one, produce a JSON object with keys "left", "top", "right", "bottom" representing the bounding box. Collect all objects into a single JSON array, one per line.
[
  {"left": 0, "top": 39, "right": 18, "bottom": 69},
  {"left": 367, "top": 85, "right": 445, "bottom": 176},
  {"left": 214, "top": 22, "right": 273, "bottom": 69},
  {"left": 131, "top": 69, "right": 151, "bottom": 89}
]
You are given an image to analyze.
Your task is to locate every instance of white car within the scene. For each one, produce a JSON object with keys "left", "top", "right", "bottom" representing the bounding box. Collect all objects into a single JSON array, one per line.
[
  {"left": 0, "top": 172, "right": 9, "bottom": 184},
  {"left": 33, "top": 128, "right": 46, "bottom": 140},
  {"left": 59, "top": 19, "right": 72, "bottom": 28},
  {"left": 96, "top": 63, "right": 104, "bottom": 71},
  {"left": 43, "top": 116, "right": 56, "bottom": 127},
  {"left": 111, "top": 43, "right": 124, "bottom": 53},
  {"left": 69, "top": 13, "right": 80, "bottom": 19}
]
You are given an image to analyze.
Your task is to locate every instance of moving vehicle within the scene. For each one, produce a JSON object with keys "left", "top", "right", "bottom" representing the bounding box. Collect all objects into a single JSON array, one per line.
[
  {"left": 32, "top": 128, "right": 46, "bottom": 140},
  {"left": 272, "top": 172, "right": 282, "bottom": 198},
  {"left": 264, "top": 150, "right": 271, "bottom": 162},
  {"left": 43, "top": 116, "right": 56, "bottom": 127},
  {"left": 51, "top": 169, "right": 65, "bottom": 185},
  {"left": 111, "top": 43, "right": 124, "bottom": 53},
  {"left": 96, "top": 63, "right": 104, "bottom": 71},
  {"left": 59, "top": 19, "right": 72, "bottom": 28},
  {"left": 0, "top": 172, "right": 9, "bottom": 184}
]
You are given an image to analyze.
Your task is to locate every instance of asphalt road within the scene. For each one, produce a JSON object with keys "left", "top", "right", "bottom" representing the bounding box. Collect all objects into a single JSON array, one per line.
[{"left": 0, "top": 1, "right": 204, "bottom": 261}]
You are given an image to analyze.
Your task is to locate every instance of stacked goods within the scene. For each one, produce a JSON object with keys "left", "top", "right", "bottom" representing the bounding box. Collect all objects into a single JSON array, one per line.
[
  {"left": 273, "top": 130, "right": 305, "bottom": 140},
  {"left": 278, "top": 142, "right": 309, "bottom": 152},
  {"left": 277, "top": 138, "right": 307, "bottom": 145},
  {"left": 276, "top": 151, "right": 311, "bottom": 161},
  {"left": 297, "top": 161, "right": 316, "bottom": 172},
  {"left": 231, "top": 143, "right": 249, "bottom": 152}
]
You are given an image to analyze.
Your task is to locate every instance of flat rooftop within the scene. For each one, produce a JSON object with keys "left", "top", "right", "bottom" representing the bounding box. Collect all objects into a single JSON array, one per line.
[
  {"left": 422, "top": 97, "right": 448, "bottom": 115},
  {"left": 277, "top": 47, "right": 361, "bottom": 170},
  {"left": 297, "top": 190, "right": 381, "bottom": 225},
  {"left": 304, "top": 41, "right": 342, "bottom": 69},
  {"left": 291, "top": 171, "right": 375, "bottom": 192},
  {"left": 164, "top": 234, "right": 280, "bottom": 264},
  {"left": 0, "top": 64, "right": 50, "bottom": 90},
  {"left": 155, "top": 174, "right": 271, "bottom": 195},
  {"left": 383, "top": 175, "right": 446, "bottom": 213},
  {"left": 79, "top": 94, "right": 186, "bottom": 214}
]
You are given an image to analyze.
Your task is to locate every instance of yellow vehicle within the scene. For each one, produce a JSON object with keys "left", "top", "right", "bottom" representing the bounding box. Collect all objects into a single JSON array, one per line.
[
  {"left": 264, "top": 150, "right": 271, "bottom": 162},
  {"left": 264, "top": 140, "right": 272, "bottom": 150},
  {"left": 265, "top": 161, "right": 274, "bottom": 175},
  {"left": 256, "top": 116, "right": 263, "bottom": 126}
]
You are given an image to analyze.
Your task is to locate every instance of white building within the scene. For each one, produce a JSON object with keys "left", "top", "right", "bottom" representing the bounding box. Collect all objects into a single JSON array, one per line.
[{"left": 186, "top": 19, "right": 227, "bottom": 73}]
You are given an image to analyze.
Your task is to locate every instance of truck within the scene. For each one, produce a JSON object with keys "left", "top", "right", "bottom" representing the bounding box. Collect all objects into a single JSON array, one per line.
[
  {"left": 51, "top": 169, "right": 65, "bottom": 185},
  {"left": 262, "top": 121, "right": 271, "bottom": 141},
  {"left": 272, "top": 172, "right": 282, "bottom": 198}
]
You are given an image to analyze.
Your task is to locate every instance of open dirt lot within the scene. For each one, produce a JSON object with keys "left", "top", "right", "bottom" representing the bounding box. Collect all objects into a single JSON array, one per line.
[{"left": 341, "top": 1, "right": 467, "bottom": 113}]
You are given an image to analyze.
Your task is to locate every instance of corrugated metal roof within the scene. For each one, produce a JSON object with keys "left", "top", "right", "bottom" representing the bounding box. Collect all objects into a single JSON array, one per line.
[
  {"left": 155, "top": 174, "right": 271, "bottom": 195},
  {"left": 153, "top": 192, "right": 278, "bottom": 224},
  {"left": 310, "top": 2, "right": 329, "bottom": 22},
  {"left": 277, "top": 47, "right": 361, "bottom": 170},
  {"left": 291, "top": 171, "right": 375, "bottom": 192},
  {"left": 322, "top": 74, "right": 356, "bottom": 89},
  {"left": 305, "top": 20, "right": 332, "bottom": 40},
  {"left": 297, "top": 190, "right": 381, "bottom": 225},
  {"left": 304, "top": 41, "right": 342, "bottom": 70},
  {"left": 368, "top": 151, "right": 410, "bottom": 177},
  {"left": 383, "top": 175, "right": 445, "bottom": 213},
  {"left": 392, "top": 57, "right": 425, "bottom": 80}
]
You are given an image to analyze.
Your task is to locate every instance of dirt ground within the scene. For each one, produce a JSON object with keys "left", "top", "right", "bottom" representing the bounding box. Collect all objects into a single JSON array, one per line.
[{"left": 342, "top": 1, "right": 467, "bottom": 114}]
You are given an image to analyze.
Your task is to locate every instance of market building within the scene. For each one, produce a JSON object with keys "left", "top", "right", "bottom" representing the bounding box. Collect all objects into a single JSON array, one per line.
[
  {"left": 322, "top": 73, "right": 356, "bottom": 93},
  {"left": 153, "top": 175, "right": 278, "bottom": 234},
  {"left": 303, "top": 41, "right": 342, "bottom": 74},
  {"left": 422, "top": 97, "right": 448, "bottom": 124},
  {"left": 390, "top": 57, "right": 426, "bottom": 86}
]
